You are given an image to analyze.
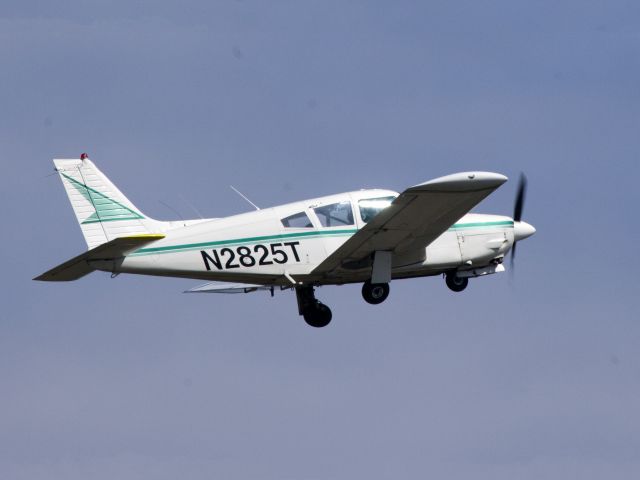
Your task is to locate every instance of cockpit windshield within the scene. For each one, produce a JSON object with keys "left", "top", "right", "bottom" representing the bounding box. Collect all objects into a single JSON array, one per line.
[{"left": 358, "top": 196, "right": 396, "bottom": 223}]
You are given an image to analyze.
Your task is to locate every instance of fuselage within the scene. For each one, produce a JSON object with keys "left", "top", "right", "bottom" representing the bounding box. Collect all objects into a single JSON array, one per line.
[{"left": 98, "top": 189, "right": 521, "bottom": 286}]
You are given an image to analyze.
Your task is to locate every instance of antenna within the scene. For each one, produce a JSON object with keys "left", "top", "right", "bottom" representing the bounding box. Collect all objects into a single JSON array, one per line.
[
  {"left": 159, "top": 200, "right": 184, "bottom": 221},
  {"left": 178, "top": 194, "right": 204, "bottom": 219},
  {"left": 230, "top": 185, "right": 260, "bottom": 210}
]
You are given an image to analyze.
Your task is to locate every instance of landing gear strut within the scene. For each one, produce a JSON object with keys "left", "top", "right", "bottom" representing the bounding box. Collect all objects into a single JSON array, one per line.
[
  {"left": 296, "top": 285, "right": 332, "bottom": 328},
  {"left": 445, "top": 272, "right": 468, "bottom": 292},
  {"left": 361, "top": 281, "right": 390, "bottom": 305}
]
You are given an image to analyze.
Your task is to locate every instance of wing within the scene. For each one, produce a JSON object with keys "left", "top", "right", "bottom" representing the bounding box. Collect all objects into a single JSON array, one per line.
[
  {"left": 185, "top": 282, "right": 276, "bottom": 294},
  {"left": 312, "top": 171, "right": 507, "bottom": 278},
  {"left": 34, "top": 234, "right": 165, "bottom": 281}
]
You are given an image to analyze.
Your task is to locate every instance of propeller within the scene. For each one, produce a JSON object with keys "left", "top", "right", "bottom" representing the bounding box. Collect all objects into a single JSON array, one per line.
[{"left": 510, "top": 173, "right": 528, "bottom": 269}]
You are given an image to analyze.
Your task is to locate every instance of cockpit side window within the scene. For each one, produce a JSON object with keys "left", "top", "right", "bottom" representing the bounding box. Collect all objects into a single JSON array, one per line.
[
  {"left": 358, "top": 196, "right": 396, "bottom": 223},
  {"left": 313, "top": 201, "right": 354, "bottom": 227},
  {"left": 281, "top": 211, "right": 313, "bottom": 228}
]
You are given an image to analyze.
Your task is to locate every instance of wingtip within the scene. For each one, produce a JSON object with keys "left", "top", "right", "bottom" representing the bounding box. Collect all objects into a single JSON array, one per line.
[{"left": 411, "top": 172, "right": 508, "bottom": 192}]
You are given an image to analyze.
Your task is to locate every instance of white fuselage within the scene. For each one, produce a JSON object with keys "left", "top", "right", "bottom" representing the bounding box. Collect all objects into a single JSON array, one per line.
[{"left": 99, "top": 189, "right": 516, "bottom": 286}]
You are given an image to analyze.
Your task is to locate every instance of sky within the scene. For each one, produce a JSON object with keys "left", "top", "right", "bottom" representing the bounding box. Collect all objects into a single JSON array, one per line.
[{"left": 1, "top": 1, "right": 640, "bottom": 478}]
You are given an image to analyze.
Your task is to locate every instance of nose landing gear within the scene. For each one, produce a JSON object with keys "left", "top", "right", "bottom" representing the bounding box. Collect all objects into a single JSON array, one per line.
[
  {"left": 361, "top": 281, "right": 390, "bottom": 304},
  {"left": 296, "top": 285, "right": 332, "bottom": 328},
  {"left": 445, "top": 272, "right": 468, "bottom": 292}
]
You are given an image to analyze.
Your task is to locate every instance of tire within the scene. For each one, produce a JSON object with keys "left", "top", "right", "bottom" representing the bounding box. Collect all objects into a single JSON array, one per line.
[
  {"left": 446, "top": 273, "right": 468, "bottom": 292},
  {"left": 303, "top": 302, "right": 332, "bottom": 328},
  {"left": 362, "top": 281, "right": 390, "bottom": 305}
]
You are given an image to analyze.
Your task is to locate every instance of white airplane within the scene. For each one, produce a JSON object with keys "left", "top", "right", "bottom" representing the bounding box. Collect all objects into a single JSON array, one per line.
[{"left": 36, "top": 156, "right": 535, "bottom": 327}]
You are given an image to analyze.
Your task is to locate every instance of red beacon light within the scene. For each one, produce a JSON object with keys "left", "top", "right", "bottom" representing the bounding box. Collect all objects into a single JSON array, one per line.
[{"left": 80, "top": 153, "right": 88, "bottom": 161}]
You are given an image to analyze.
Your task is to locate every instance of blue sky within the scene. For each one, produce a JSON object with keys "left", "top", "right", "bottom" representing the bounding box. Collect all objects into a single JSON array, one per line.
[{"left": 1, "top": 1, "right": 639, "bottom": 478}]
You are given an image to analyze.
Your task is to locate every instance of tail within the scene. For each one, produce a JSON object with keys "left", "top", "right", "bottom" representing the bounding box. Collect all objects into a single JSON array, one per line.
[{"left": 54, "top": 156, "right": 165, "bottom": 249}]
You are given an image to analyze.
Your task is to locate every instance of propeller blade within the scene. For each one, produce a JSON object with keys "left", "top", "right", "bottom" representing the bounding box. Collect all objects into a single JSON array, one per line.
[
  {"left": 511, "top": 173, "right": 527, "bottom": 274},
  {"left": 513, "top": 173, "right": 527, "bottom": 222},
  {"left": 510, "top": 240, "right": 517, "bottom": 270}
]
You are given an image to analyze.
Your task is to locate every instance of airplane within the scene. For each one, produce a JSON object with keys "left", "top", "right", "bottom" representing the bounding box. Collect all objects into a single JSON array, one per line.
[{"left": 35, "top": 155, "right": 535, "bottom": 328}]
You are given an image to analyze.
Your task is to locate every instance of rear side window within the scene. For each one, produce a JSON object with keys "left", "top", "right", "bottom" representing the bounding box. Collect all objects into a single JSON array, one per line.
[
  {"left": 313, "top": 201, "right": 354, "bottom": 227},
  {"left": 281, "top": 211, "right": 313, "bottom": 228}
]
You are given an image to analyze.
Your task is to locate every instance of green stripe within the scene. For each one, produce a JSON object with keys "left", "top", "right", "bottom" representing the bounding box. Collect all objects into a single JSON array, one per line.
[
  {"left": 131, "top": 229, "right": 358, "bottom": 256},
  {"left": 82, "top": 216, "right": 146, "bottom": 224},
  {"left": 131, "top": 220, "right": 513, "bottom": 257},
  {"left": 61, "top": 172, "right": 144, "bottom": 224},
  {"left": 449, "top": 220, "right": 513, "bottom": 229}
]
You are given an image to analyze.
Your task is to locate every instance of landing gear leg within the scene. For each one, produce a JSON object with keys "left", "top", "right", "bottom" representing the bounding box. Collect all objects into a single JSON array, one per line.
[
  {"left": 362, "top": 281, "right": 390, "bottom": 305},
  {"left": 445, "top": 272, "right": 468, "bottom": 292},
  {"left": 296, "top": 285, "right": 332, "bottom": 328}
]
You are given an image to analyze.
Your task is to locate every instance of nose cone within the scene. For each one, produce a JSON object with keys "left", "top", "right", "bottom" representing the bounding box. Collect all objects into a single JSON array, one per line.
[{"left": 514, "top": 221, "right": 536, "bottom": 241}]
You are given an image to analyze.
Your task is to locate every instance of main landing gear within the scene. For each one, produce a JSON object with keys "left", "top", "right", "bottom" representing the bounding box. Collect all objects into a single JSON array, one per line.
[
  {"left": 445, "top": 272, "right": 468, "bottom": 292},
  {"left": 296, "top": 286, "right": 332, "bottom": 328},
  {"left": 296, "top": 280, "right": 391, "bottom": 327},
  {"left": 361, "top": 281, "right": 390, "bottom": 305}
]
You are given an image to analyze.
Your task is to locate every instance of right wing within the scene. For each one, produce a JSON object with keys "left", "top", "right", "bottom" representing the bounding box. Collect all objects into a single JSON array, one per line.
[{"left": 312, "top": 172, "right": 507, "bottom": 278}]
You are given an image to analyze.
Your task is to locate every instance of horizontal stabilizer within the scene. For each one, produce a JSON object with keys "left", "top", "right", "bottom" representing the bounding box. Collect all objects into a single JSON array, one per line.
[
  {"left": 34, "top": 234, "right": 165, "bottom": 282},
  {"left": 185, "top": 282, "right": 273, "bottom": 294}
]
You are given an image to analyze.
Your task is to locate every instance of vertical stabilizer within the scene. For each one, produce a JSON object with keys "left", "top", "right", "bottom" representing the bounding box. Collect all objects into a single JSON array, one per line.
[{"left": 53, "top": 157, "right": 163, "bottom": 249}]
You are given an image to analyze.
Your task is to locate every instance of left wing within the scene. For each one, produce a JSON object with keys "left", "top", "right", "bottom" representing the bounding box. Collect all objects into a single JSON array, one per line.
[
  {"left": 185, "top": 282, "right": 277, "bottom": 294},
  {"left": 312, "top": 172, "right": 507, "bottom": 278}
]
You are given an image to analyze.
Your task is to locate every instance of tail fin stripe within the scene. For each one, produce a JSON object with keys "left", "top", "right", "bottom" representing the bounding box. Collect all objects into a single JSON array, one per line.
[{"left": 60, "top": 172, "right": 145, "bottom": 224}]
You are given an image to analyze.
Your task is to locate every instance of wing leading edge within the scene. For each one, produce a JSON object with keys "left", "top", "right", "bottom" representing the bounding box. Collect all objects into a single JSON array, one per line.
[{"left": 312, "top": 171, "right": 508, "bottom": 278}]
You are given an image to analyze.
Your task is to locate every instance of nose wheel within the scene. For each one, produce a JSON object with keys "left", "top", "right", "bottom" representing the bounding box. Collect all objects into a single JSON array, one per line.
[
  {"left": 445, "top": 273, "right": 468, "bottom": 292},
  {"left": 296, "top": 285, "right": 332, "bottom": 328},
  {"left": 362, "top": 281, "right": 390, "bottom": 304}
]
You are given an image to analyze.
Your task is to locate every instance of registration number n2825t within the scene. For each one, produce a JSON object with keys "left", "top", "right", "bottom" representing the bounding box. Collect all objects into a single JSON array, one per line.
[{"left": 200, "top": 241, "right": 301, "bottom": 270}]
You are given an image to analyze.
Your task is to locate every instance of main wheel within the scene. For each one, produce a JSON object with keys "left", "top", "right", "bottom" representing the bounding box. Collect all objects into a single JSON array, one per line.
[
  {"left": 303, "top": 302, "right": 332, "bottom": 328},
  {"left": 446, "top": 273, "right": 468, "bottom": 292},
  {"left": 362, "top": 281, "right": 390, "bottom": 305}
]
